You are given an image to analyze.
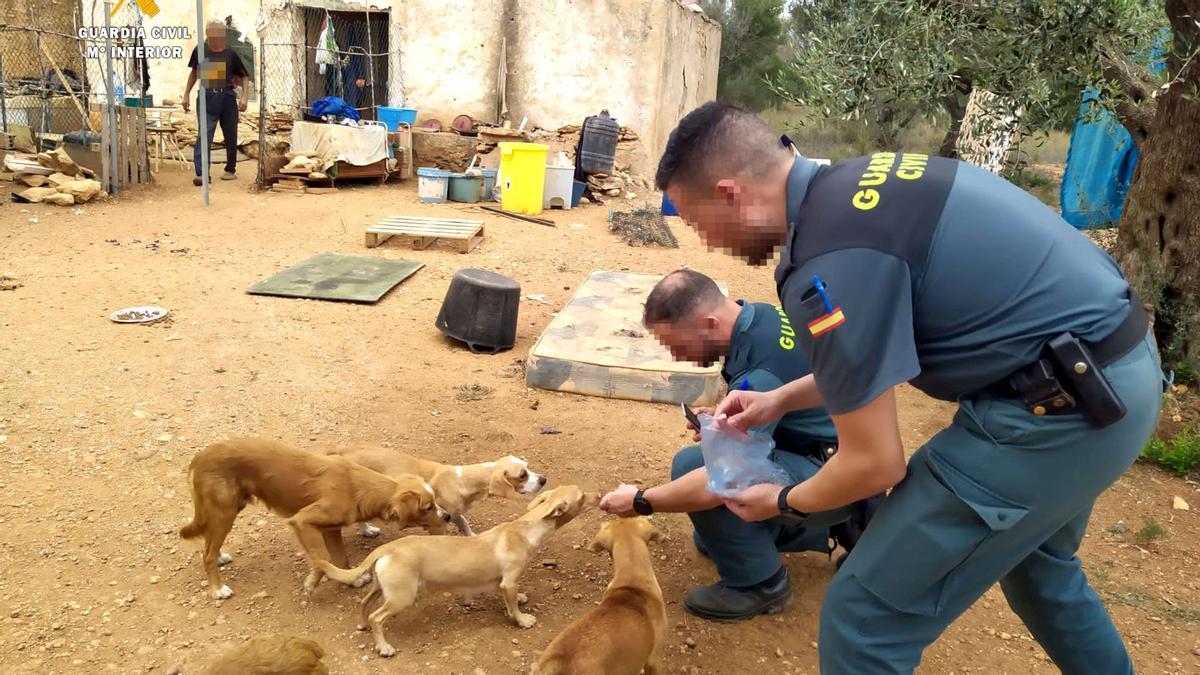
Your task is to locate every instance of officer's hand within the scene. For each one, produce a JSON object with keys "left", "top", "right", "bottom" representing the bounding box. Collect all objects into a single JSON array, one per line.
[
  {"left": 237, "top": 97, "right": 248, "bottom": 113},
  {"left": 599, "top": 484, "right": 638, "bottom": 517},
  {"left": 182, "top": 98, "right": 191, "bottom": 113},
  {"left": 715, "top": 390, "right": 783, "bottom": 432},
  {"left": 724, "top": 483, "right": 783, "bottom": 522}
]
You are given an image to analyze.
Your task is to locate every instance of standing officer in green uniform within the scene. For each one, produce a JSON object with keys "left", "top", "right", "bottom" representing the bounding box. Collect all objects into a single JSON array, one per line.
[
  {"left": 654, "top": 102, "right": 1163, "bottom": 674},
  {"left": 599, "top": 269, "right": 879, "bottom": 621}
]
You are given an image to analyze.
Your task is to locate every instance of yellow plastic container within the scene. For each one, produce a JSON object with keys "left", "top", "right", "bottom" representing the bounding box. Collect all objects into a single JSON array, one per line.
[{"left": 499, "top": 142, "right": 549, "bottom": 215}]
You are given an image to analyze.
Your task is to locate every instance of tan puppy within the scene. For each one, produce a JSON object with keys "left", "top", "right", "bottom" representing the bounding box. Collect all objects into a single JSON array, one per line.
[
  {"left": 329, "top": 446, "right": 547, "bottom": 537},
  {"left": 201, "top": 634, "right": 328, "bottom": 675},
  {"left": 180, "top": 438, "right": 451, "bottom": 599},
  {"left": 315, "top": 485, "right": 598, "bottom": 657},
  {"left": 532, "top": 518, "right": 667, "bottom": 675}
]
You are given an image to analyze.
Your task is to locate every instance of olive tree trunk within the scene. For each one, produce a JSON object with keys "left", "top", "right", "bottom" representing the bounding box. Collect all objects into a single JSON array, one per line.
[{"left": 1109, "top": 0, "right": 1200, "bottom": 379}]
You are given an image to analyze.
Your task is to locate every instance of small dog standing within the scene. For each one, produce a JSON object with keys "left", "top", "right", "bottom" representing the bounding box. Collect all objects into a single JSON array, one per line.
[
  {"left": 533, "top": 517, "right": 667, "bottom": 675},
  {"left": 316, "top": 485, "right": 598, "bottom": 657},
  {"left": 180, "top": 438, "right": 450, "bottom": 598},
  {"left": 330, "top": 446, "right": 547, "bottom": 536},
  {"left": 201, "top": 634, "right": 328, "bottom": 675}
]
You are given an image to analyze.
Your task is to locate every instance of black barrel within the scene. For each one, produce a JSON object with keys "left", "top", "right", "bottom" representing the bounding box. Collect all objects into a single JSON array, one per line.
[
  {"left": 435, "top": 269, "right": 521, "bottom": 354},
  {"left": 579, "top": 110, "right": 619, "bottom": 175}
]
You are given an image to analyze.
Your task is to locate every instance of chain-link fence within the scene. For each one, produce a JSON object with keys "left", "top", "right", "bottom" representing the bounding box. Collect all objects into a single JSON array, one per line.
[
  {"left": 255, "top": 2, "right": 402, "bottom": 187},
  {"left": 1, "top": 0, "right": 152, "bottom": 192}
]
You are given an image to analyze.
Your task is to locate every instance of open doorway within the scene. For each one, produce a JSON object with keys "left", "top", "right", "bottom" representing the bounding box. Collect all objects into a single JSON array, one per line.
[{"left": 303, "top": 8, "right": 389, "bottom": 120}]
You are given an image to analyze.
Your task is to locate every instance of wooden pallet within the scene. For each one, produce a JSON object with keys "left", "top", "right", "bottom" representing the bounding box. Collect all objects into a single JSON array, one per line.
[{"left": 365, "top": 216, "right": 485, "bottom": 253}]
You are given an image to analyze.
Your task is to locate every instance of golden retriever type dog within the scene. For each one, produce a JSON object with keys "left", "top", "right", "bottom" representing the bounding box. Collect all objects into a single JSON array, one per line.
[
  {"left": 315, "top": 485, "right": 598, "bottom": 657},
  {"left": 201, "top": 634, "right": 328, "bottom": 675},
  {"left": 180, "top": 438, "right": 450, "bottom": 599},
  {"left": 532, "top": 517, "right": 667, "bottom": 675},
  {"left": 328, "top": 446, "right": 547, "bottom": 537}
]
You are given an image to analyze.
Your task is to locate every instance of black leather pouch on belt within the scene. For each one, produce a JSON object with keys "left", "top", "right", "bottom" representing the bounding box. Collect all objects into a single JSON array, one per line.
[{"left": 1046, "top": 332, "right": 1127, "bottom": 428}]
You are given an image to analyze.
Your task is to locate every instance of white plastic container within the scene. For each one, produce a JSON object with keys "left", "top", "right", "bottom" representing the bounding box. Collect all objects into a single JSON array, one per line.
[{"left": 543, "top": 165, "right": 575, "bottom": 210}]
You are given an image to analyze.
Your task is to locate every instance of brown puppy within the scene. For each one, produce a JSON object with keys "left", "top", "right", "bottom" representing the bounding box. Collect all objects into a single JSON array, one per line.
[
  {"left": 532, "top": 518, "right": 667, "bottom": 675},
  {"left": 201, "top": 634, "right": 328, "bottom": 675},
  {"left": 315, "top": 485, "right": 598, "bottom": 657},
  {"left": 180, "top": 438, "right": 451, "bottom": 599},
  {"left": 329, "top": 446, "right": 547, "bottom": 536}
]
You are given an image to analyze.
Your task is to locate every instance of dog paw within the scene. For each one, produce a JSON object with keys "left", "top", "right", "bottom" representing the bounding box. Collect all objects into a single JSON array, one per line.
[
  {"left": 515, "top": 613, "right": 537, "bottom": 629},
  {"left": 211, "top": 585, "right": 233, "bottom": 600},
  {"left": 376, "top": 644, "right": 397, "bottom": 658},
  {"left": 303, "top": 573, "right": 321, "bottom": 593},
  {"left": 352, "top": 573, "right": 372, "bottom": 588},
  {"left": 517, "top": 593, "right": 528, "bottom": 605},
  {"left": 217, "top": 552, "right": 233, "bottom": 566},
  {"left": 359, "top": 523, "right": 381, "bottom": 538}
]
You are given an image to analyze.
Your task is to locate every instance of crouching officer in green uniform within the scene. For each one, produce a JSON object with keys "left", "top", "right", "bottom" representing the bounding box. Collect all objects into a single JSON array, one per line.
[
  {"left": 655, "top": 102, "right": 1164, "bottom": 674},
  {"left": 600, "top": 269, "right": 880, "bottom": 621}
]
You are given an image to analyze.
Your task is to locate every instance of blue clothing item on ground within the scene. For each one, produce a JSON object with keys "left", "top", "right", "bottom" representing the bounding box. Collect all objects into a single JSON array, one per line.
[
  {"left": 726, "top": 301, "right": 837, "bottom": 443},
  {"left": 194, "top": 89, "right": 238, "bottom": 177},
  {"left": 672, "top": 445, "right": 852, "bottom": 587},
  {"left": 1060, "top": 91, "right": 1138, "bottom": 230},
  {"left": 820, "top": 334, "right": 1161, "bottom": 674},
  {"left": 311, "top": 96, "right": 362, "bottom": 122}
]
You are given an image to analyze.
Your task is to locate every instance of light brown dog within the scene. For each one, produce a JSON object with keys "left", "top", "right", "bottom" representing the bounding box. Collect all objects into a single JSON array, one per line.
[
  {"left": 315, "top": 485, "right": 598, "bottom": 657},
  {"left": 201, "top": 634, "right": 328, "bottom": 675},
  {"left": 180, "top": 438, "right": 451, "bottom": 599},
  {"left": 328, "top": 446, "right": 547, "bottom": 537},
  {"left": 532, "top": 518, "right": 667, "bottom": 675}
]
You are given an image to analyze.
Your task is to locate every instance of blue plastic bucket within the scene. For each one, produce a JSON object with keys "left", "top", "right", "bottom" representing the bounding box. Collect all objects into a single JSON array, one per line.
[
  {"left": 571, "top": 180, "right": 586, "bottom": 207},
  {"left": 378, "top": 106, "right": 418, "bottom": 131},
  {"left": 661, "top": 192, "right": 679, "bottom": 216},
  {"left": 481, "top": 168, "right": 498, "bottom": 202},
  {"left": 417, "top": 167, "right": 451, "bottom": 203}
]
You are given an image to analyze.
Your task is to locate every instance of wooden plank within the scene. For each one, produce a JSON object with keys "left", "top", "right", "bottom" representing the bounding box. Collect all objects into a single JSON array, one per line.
[
  {"left": 374, "top": 222, "right": 482, "bottom": 233},
  {"left": 306, "top": 186, "right": 337, "bottom": 194},
  {"left": 38, "top": 42, "right": 86, "bottom": 121},
  {"left": 367, "top": 226, "right": 481, "bottom": 238},
  {"left": 377, "top": 215, "right": 484, "bottom": 227}
]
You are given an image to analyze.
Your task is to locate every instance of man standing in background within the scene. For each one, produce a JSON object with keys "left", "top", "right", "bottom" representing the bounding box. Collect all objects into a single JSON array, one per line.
[{"left": 183, "top": 20, "right": 249, "bottom": 185}]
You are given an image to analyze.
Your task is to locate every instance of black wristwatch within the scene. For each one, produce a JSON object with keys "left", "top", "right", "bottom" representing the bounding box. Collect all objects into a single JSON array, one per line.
[
  {"left": 777, "top": 484, "right": 809, "bottom": 521},
  {"left": 633, "top": 489, "right": 654, "bottom": 516}
]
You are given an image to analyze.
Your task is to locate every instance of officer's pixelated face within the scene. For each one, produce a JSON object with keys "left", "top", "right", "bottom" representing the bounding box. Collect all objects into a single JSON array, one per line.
[
  {"left": 647, "top": 319, "right": 723, "bottom": 368},
  {"left": 667, "top": 180, "right": 781, "bottom": 266}
]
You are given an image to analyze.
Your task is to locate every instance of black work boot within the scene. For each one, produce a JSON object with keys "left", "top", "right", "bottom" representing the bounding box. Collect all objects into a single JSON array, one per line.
[
  {"left": 684, "top": 568, "right": 791, "bottom": 622},
  {"left": 831, "top": 492, "right": 886, "bottom": 569}
]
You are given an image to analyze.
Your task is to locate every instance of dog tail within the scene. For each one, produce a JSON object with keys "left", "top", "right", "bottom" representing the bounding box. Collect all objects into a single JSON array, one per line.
[
  {"left": 313, "top": 544, "right": 391, "bottom": 585},
  {"left": 179, "top": 467, "right": 205, "bottom": 540}
]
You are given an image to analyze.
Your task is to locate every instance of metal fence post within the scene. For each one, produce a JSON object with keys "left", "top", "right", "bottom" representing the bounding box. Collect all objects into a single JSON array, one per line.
[
  {"left": 104, "top": 1, "right": 119, "bottom": 195},
  {"left": 195, "top": 0, "right": 209, "bottom": 205}
]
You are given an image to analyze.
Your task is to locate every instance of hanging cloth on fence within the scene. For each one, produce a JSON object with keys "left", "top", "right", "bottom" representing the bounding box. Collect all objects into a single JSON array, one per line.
[{"left": 316, "top": 11, "right": 339, "bottom": 75}]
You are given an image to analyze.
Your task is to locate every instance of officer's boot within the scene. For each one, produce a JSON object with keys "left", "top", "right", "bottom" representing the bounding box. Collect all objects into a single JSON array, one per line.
[
  {"left": 684, "top": 567, "right": 791, "bottom": 622},
  {"left": 830, "top": 492, "right": 886, "bottom": 569}
]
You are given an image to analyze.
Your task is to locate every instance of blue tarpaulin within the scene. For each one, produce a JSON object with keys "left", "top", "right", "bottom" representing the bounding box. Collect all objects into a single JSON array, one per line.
[
  {"left": 1059, "top": 31, "right": 1169, "bottom": 229},
  {"left": 310, "top": 96, "right": 362, "bottom": 122}
]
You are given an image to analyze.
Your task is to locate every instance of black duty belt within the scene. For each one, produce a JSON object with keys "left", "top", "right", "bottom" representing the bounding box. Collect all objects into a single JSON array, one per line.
[
  {"left": 978, "top": 293, "right": 1149, "bottom": 428},
  {"left": 773, "top": 429, "right": 838, "bottom": 462}
]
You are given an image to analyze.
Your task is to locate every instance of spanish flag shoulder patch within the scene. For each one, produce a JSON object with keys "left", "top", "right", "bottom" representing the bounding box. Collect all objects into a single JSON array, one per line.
[{"left": 807, "top": 307, "right": 846, "bottom": 337}]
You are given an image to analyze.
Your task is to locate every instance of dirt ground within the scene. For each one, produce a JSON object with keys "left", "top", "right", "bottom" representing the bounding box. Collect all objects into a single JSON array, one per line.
[{"left": 1, "top": 166, "right": 1197, "bottom": 675}]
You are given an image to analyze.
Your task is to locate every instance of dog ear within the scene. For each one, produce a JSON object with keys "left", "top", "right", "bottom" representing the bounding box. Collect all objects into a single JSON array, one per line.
[
  {"left": 525, "top": 490, "right": 550, "bottom": 511},
  {"left": 541, "top": 497, "right": 571, "bottom": 520},
  {"left": 385, "top": 491, "right": 418, "bottom": 521},
  {"left": 588, "top": 525, "right": 614, "bottom": 553},
  {"left": 647, "top": 527, "right": 666, "bottom": 545},
  {"left": 489, "top": 470, "right": 519, "bottom": 498}
]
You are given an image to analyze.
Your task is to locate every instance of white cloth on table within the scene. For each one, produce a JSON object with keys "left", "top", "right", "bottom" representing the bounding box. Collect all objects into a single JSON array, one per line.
[{"left": 291, "top": 121, "right": 388, "bottom": 170}]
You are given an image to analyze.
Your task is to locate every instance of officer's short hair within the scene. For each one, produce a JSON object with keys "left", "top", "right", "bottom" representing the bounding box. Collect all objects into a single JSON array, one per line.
[
  {"left": 644, "top": 269, "right": 724, "bottom": 326},
  {"left": 655, "top": 101, "right": 788, "bottom": 191}
]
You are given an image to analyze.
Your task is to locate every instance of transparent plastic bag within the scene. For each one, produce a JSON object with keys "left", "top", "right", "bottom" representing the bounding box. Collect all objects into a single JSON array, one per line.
[{"left": 699, "top": 414, "right": 791, "bottom": 498}]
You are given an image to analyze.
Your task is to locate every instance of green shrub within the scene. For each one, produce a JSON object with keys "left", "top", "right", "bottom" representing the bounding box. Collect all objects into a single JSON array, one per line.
[{"left": 1141, "top": 427, "right": 1200, "bottom": 477}]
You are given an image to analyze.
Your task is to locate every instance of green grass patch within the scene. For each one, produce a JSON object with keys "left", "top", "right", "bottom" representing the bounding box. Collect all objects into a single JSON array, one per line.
[
  {"left": 1132, "top": 517, "right": 1167, "bottom": 545},
  {"left": 1141, "top": 426, "right": 1200, "bottom": 476}
]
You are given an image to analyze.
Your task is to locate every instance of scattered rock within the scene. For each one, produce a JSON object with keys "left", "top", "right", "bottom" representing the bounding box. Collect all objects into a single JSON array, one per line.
[
  {"left": 136, "top": 645, "right": 154, "bottom": 656},
  {"left": 14, "top": 186, "right": 60, "bottom": 203},
  {"left": 50, "top": 638, "right": 65, "bottom": 649},
  {"left": 541, "top": 559, "right": 558, "bottom": 568},
  {"left": 685, "top": 637, "right": 696, "bottom": 649},
  {"left": 551, "top": 581, "right": 561, "bottom": 591},
  {"left": 58, "top": 179, "right": 102, "bottom": 203},
  {"left": 165, "top": 666, "right": 181, "bottom": 675},
  {"left": 775, "top": 648, "right": 784, "bottom": 658},
  {"left": 16, "top": 174, "right": 47, "bottom": 187},
  {"left": 539, "top": 427, "right": 561, "bottom": 435},
  {"left": 149, "top": 576, "right": 160, "bottom": 584},
  {"left": 251, "top": 591, "right": 269, "bottom": 599},
  {"left": 571, "top": 593, "right": 583, "bottom": 600},
  {"left": 133, "top": 410, "right": 148, "bottom": 419},
  {"left": 215, "top": 614, "right": 227, "bottom": 625},
  {"left": 999, "top": 632, "right": 1013, "bottom": 640},
  {"left": 1173, "top": 496, "right": 1190, "bottom": 511},
  {"left": 157, "top": 434, "right": 173, "bottom": 443}
]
